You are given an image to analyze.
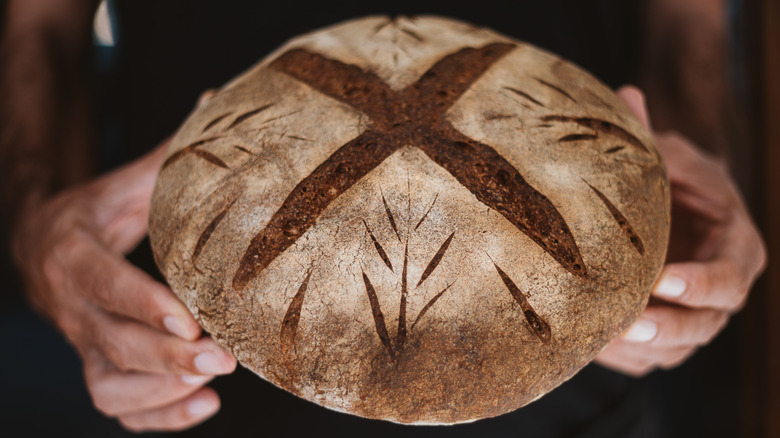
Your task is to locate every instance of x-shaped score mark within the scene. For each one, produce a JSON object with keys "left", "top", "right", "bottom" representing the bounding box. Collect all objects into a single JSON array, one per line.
[{"left": 233, "top": 42, "right": 587, "bottom": 290}]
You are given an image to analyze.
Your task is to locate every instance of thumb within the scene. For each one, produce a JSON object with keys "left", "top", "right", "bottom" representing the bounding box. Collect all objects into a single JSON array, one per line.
[
  {"left": 616, "top": 85, "right": 651, "bottom": 131},
  {"left": 91, "top": 137, "right": 172, "bottom": 253},
  {"left": 93, "top": 88, "right": 218, "bottom": 252}
]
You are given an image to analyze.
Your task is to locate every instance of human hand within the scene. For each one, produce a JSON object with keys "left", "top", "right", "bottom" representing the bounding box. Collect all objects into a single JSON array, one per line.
[
  {"left": 595, "top": 86, "right": 767, "bottom": 376},
  {"left": 11, "top": 95, "right": 237, "bottom": 431}
]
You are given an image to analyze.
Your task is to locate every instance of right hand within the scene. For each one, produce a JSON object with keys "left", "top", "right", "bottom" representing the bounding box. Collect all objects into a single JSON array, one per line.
[
  {"left": 596, "top": 87, "right": 766, "bottom": 376},
  {"left": 11, "top": 130, "right": 237, "bottom": 431}
]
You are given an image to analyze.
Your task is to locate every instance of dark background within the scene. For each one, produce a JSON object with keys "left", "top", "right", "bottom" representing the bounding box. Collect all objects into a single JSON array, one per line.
[{"left": 1, "top": 0, "right": 777, "bottom": 436}]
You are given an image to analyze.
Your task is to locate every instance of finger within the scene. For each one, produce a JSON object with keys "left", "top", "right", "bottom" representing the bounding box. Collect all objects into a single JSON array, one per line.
[
  {"left": 654, "top": 133, "right": 732, "bottom": 198},
  {"left": 649, "top": 135, "right": 766, "bottom": 310},
  {"left": 69, "top": 236, "right": 201, "bottom": 340},
  {"left": 92, "top": 89, "right": 218, "bottom": 253},
  {"left": 90, "top": 89, "right": 218, "bottom": 253},
  {"left": 196, "top": 89, "right": 218, "bottom": 109},
  {"left": 84, "top": 309, "right": 236, "bottom": 375},
  {"left": 96, "top": 89, "right": 216, "bottom": 251},
  {"left": 90, "top": 139, "right": 172, "bottom": 253},
  {"left": 117, "top": 387, "right": 220, "bottom": 432},
  {"left": 595, "top": 342, "right": 695, "bottom": 377},
  {"left": 620, "top": 305, "right": 730, "bottom": 348},
  {"left": 652, "top": 258, "right": 759, "bottom": 311},
  {"left": 83, "top": 349, "right": 215, "bottom": 416},
  {"left": 616, "top": 85, "right": 651, "bottom": 130}
]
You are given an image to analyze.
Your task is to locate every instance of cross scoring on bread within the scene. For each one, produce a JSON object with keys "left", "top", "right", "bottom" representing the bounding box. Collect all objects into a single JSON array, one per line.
[{"left": 230, "top": 42, "right": 590, "bottom": 290}]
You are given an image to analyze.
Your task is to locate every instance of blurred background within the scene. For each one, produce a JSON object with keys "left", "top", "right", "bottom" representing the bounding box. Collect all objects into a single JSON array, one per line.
[{"left": 0, "top": 0, "right": 777, "bottom": 436}]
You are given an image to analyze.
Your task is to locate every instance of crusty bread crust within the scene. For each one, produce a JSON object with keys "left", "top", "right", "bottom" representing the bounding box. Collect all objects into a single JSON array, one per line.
[{"left": 149, "top": 15, "right": 669, "bottom": 424}]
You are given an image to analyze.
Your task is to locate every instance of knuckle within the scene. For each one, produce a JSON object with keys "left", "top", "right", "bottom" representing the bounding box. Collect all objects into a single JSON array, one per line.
[
  {"left": 81, "top": 356, "right": 101, "bottom": 386},
  {"left": 93, "top": 396, "right": 120, "bottom": 418},
  {"left": 612, "top": 353, "right": 658, "bottom": 377},
  {"left": 694, "top": 330, "right": 716, "bottom": 347},
  {"left": 166, "top": 342, "right": 197, "bottom": 374},
  {"left": 102, "top": 338, "right": 130, "bottom": 371},
  {"left": 55, "top": 311, "right": 81, "bottom": 341},
  {"left": 660, "top": 349, "right": 694, "bottom": 370},
  {"left": 701, "top": 314, "right": 731, "bottom": 345},
  {"left": 40, "top": 252, "right": 66, "bottom": 290},
  {"left": 90, "top": 272, "right": 118, "bottom": 309},
  {"left": 118, "top": 417, "right": 146, "bottom": 433},
  {"left": 628, "top": 362, "right": 655, "bottom": 378},
  {"left": 55, "top": 229, "right": 87, "bottom": 262},
  {"left": 727, "top": 285, "right": 750, "bottom": 310},
  {"left": 139, "top": 286, "right": 168, "bottom": 325},
  {"left": 659, "top": 360, "right": 681, "bottom": 371},
  {"left": 652, "top": 316, "right": 674, "bottom": 344},
  {"left": 86, "top": 380, "right": 120, "bottom": 417},
  {"left": 685, "top": 268, "right": 710, "bottom": 307}
]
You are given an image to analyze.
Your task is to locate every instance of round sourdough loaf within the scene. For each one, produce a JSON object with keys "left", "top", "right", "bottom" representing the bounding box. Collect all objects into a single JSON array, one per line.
[{"left": 149, "top": 15, "right": 670, "bottom": 424}]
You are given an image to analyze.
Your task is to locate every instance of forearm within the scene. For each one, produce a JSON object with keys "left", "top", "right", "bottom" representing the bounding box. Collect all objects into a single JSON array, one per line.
[{"left": 0, "top": 0, "right": 100, "bottom": 231}]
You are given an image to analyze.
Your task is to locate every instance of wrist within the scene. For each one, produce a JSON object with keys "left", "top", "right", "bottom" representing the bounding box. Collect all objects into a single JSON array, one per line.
[{"left": 9, "top": 188, "right": 89, "bottom": 271}]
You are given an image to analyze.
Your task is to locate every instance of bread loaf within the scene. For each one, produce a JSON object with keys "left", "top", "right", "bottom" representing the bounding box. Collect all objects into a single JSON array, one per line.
[{"left": 149, "top": 15, "right": 670, "bottom": 424}]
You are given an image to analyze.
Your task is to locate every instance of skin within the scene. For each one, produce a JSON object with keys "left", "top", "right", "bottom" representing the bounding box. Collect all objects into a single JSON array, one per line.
[
  {"left": 0, "top": 0, "right": 767, "bottom": 433},
  {"left": 595, "top": 88, "right": 767, "bottom": 376},
  {"left": 11, "top": 112, "right": 238, "bottom": 431}
]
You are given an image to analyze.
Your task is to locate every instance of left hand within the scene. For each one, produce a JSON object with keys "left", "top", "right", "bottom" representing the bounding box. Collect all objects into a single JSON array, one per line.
[{"left": 594, "top": 86, "right": 767, "bottom": 376}]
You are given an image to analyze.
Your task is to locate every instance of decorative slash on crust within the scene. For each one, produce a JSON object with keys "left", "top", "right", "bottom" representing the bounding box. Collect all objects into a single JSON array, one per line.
[
  {"left": 490, "top": 259, "right": 552, "bottom": 343},
  {"left": 584, "top": 181, "right": 645, "bottom": 255},
  {"left": 417, "top": 232, "right": 455, "bottom": 287},
  {"left": 202, "top": 112, "right": 233, "bottom": 133},
  {"left": 410, "top": 281, "right": 455, "bottom": 331},
  {"left": 503, "top": 86, "right": 544, "bottom": 107},
  {"left": 359, "top": 201, "right": 459, "bottom": 359},
  {"left": 396, "top": 243, "right": 409, "bottom": 348},
  {"left": 414, "top": 193, "right": 438, "bottom": 230},
  {"left": 192, "top": 196, "right": 239, "bottom": 264},
  {"left": 364, "top": 219, "right": 394, "bottom": 272},
  {"left": 227, "top": 104, "right": 274, "bottom": 129},
  {"left": 381, "top": 189, "right": 402, "bottom": 242},
  {"left": 535, "top": 78, "right": 577, "bottom": 103},
  {"left": 280, "top": 270, "right": 313, "bottom": 360},
  {"left": 162, "top": 137, "right": 227, "bottom": 170},
  {"left": 362, "top": 270, "right": 396, "bottom": 359},
  {"left": 542, "top": 115, "right": 649, "bottom": 154}
]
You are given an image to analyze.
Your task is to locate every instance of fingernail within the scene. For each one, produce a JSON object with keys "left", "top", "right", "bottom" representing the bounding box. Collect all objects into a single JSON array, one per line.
[
  {"left": 187, "top": 396, "right": 218, "bottom": 417},
  {"left": 181, "top": 374, "right": 212, "bottom": 385},
  {"left": 654, "top": 275, "right": 687, "bottom": 298},
  {"left": 164, "top": 316, "right": 191, "bottom": 339},
  {"left": 622, "top": 318, "right": 658, "bottom": 343},
  {"left": 195, "top": 352, "right": 231, "bottom": 374}
]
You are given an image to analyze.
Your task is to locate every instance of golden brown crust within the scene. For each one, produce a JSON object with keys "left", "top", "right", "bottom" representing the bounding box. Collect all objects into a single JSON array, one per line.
[{"left": 149, "top": 16, "right": 669, "bottom": 424}]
